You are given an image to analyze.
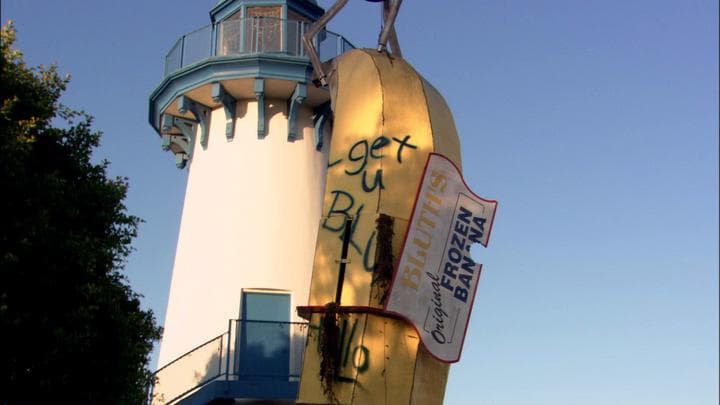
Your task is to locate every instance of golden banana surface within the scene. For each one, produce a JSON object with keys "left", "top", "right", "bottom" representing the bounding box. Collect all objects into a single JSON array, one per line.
[{"left": 298, "top": 49, "right": 461, "bottom": 405}]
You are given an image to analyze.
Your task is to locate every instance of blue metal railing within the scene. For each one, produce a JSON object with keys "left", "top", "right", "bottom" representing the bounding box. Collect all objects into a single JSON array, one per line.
[
  {"left": 163, "top": 17, "right": 354, "bottom": 77},
  {"left": 147, "top": 320, "right": 309, "bottom": 405}
]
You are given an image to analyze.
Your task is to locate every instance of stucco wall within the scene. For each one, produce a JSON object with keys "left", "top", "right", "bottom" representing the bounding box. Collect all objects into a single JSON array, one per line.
[{"left": 158, "top": 98, "right": 329, "bottom": 366}]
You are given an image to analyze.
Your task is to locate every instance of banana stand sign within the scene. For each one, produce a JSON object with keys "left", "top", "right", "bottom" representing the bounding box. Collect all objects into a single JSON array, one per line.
[
  {"left": 385, "top": 153, "right": 497, "bottom": 363},
  {"left": 297, "top": 1, "right": 498, "bottom": 402}
]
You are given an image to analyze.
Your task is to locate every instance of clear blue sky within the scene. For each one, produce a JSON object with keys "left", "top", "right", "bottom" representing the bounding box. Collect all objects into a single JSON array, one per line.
[{"left": 2, "top": 1, "right": 718, "bottom": 404}]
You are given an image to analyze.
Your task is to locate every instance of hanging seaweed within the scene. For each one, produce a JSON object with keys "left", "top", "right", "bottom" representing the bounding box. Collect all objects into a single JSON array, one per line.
[
  {"left": 318, "top": 302, "right": 342, "bottom": 404},
  {"left": 372, "top": 213, "right": 395, "bottom": 303}
]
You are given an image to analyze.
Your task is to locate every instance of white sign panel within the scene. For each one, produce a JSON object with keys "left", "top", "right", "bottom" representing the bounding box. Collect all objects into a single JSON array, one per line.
[{"left": 385, "top": 153, "right": 497, "bottom": 363}]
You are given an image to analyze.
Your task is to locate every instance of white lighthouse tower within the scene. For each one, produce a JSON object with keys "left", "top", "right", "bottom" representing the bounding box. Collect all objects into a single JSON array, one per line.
[{"left": 147, "top": 1, "right": 352, "bottom": 403}]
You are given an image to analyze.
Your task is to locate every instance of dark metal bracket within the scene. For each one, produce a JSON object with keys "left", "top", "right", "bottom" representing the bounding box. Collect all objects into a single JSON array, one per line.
[
  {"left": 178, "top": 96, "right": 211, "bottom": 147},
  {"left": 211, "top": 82, "right": 237, "bottom": 140}
]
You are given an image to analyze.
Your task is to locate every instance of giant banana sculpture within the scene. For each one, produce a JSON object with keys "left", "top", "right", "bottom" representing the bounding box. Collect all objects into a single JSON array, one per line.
[{"left": 297, "top": 3, "right": 462, "bottom": 404}]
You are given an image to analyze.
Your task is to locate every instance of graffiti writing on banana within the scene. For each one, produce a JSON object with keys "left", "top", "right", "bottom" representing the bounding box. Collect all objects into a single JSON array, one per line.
[
  {"left": 323, "top": 135, "right": 417, "bottom": 271},
  {"left": 310, "top": 317, "right": 370, "bottom": 382}
]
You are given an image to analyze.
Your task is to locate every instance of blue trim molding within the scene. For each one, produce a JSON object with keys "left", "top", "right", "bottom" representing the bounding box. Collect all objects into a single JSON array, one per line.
[
  {"left": 161, "top": 114, "right": 197, "bottom": 169},
  {"left": 148, "top": 0, "right": 339, "bottom": 169},
  {"left": 149, "top": 54, "right": 313, "bottom": 133},
  {"left": 254, "top": 78, "right": 266, "bottom": 138},
  {"left": 212, "top": 0, "right": 293, "bottom": 23},
  {"left": 239, "top": 5, "right": 247, "bottom": 52},
  {"left": 178, "top": 96, "right": 211, "bottom": 148},
  {"left": 210, "top": 0, "right": 324, "bottom": 22},
  {"left": 312, "top": 101, "right": 331, "bottom": 151},
  {"left": 287, "top": 82, "right": 307, "bottom": 141},
  {"left": 211, "top": 82, "right": 237, "bottom": 140}
]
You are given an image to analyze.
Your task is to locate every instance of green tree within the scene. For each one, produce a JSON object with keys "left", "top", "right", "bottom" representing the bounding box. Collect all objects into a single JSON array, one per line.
[{"left": 0, "top": 22, "right": 162, "bottom": 404}]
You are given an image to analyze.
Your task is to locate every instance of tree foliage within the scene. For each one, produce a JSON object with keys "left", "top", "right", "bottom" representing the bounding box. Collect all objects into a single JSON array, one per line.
[{"left": 0, "top": 22, "right": 162, "bottom": 404}]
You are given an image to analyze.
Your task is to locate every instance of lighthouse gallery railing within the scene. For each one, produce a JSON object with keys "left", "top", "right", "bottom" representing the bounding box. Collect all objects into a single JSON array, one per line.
[
  {"left": 163, "top": 17, "right": 354, "bottom": 77},
  {"left": 147, "top": 319, "right": 309, "bottom": 405}
]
